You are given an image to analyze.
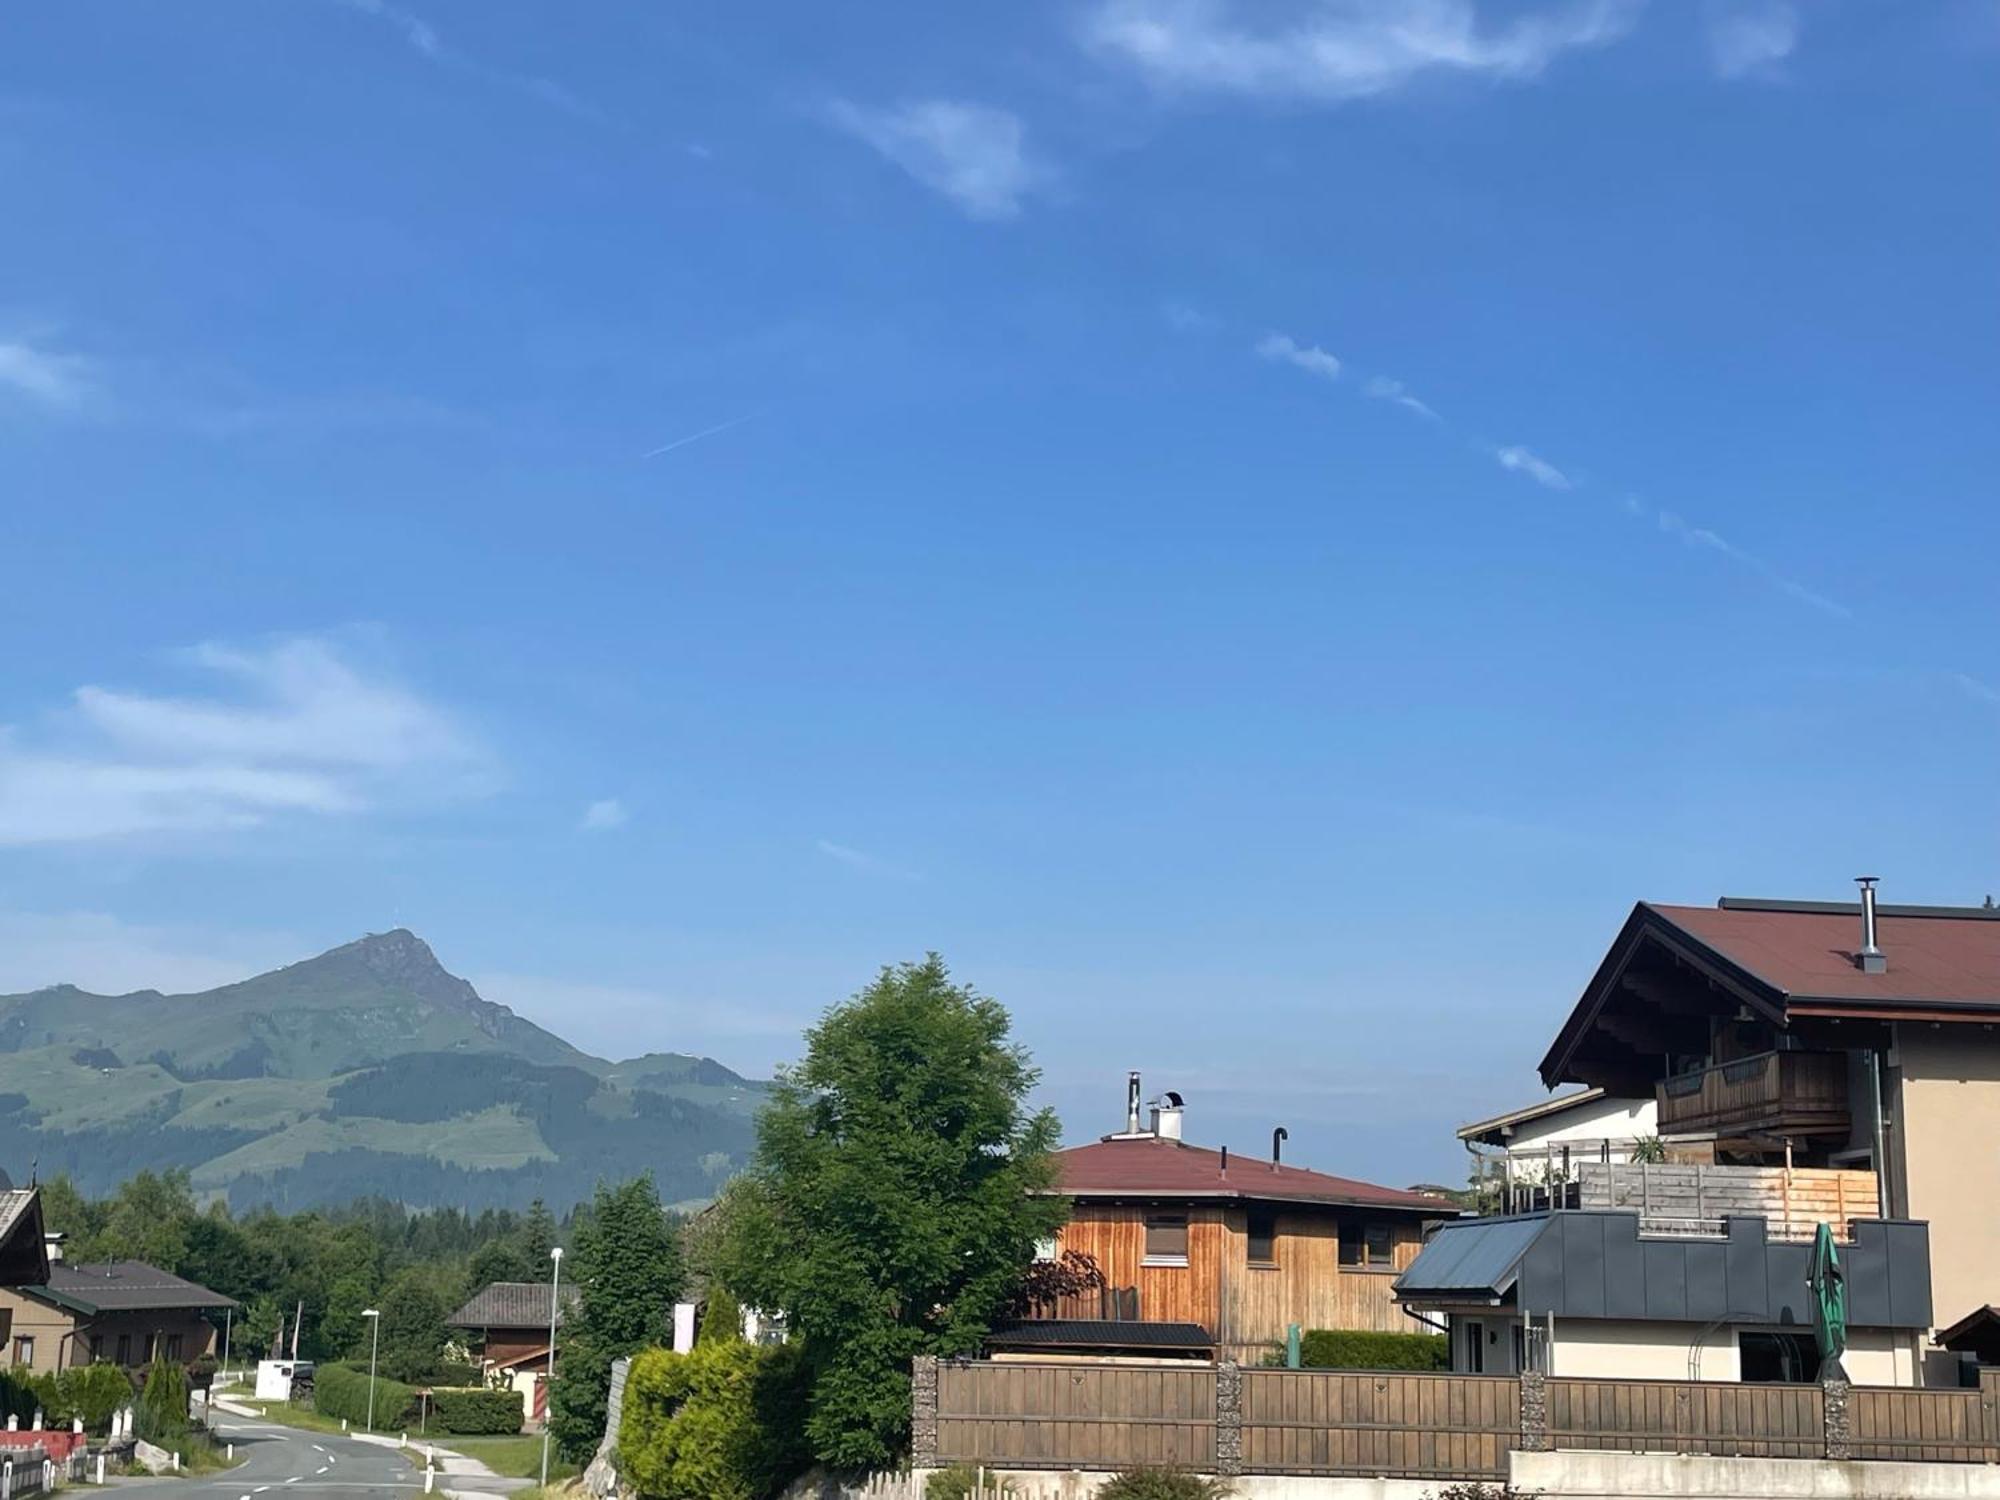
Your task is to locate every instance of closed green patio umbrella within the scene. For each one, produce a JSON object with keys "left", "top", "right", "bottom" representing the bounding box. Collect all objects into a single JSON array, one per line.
[{"left": 1807, "top": 1221, "right": 1848, "bottom": 1381}]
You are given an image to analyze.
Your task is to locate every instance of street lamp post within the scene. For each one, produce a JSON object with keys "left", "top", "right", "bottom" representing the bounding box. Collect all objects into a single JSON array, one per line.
[
  {"left": 539, "top": 1247, "right": 563, "bottom": 1488},
  {"left": 362, "top": 1309, "right": 381, "bottom": 1432}
]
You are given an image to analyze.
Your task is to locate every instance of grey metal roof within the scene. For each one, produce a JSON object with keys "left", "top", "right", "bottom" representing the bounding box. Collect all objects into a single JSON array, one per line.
[
  {"left": 1393, "top": 1216, "right": 1547, "bottom": 1299},
  {"left": 450, "top": 1281, "right": 580, "bottom": 1330},
  {"left": 1396, "top": 1211, "right": 1933, "bottom": 1331},
  {"left": 35, "top": 1260, "right": 236, "bottom": 1315},
  {"left": 986, "top": 1320, "right": 1213, "bottom": 1351}
]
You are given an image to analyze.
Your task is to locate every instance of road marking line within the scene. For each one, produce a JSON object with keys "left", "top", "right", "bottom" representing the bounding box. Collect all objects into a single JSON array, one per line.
[
  {"left": 256, "top": 1486, "right": 272, "bottom": 1492},
  {"left": 316, "top": 1467, "right": 328, "bottom": 1475},
  {"left": 286, "top": 1476, "right": 301, "bottom": 1483}
]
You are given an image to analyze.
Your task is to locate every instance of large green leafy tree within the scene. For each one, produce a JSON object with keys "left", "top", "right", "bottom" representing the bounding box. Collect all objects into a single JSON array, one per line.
[
  {"left": 549, "top": 1175, "right": 684, "bottom": 1461},
  {"left": 717, "top": 955, "right": 1066, "bottom": 1470}
]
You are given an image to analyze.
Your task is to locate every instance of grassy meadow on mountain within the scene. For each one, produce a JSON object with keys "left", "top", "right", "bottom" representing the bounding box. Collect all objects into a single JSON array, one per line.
[{"left": 0, "top": 930, "right": 769, "bottom": 1211}]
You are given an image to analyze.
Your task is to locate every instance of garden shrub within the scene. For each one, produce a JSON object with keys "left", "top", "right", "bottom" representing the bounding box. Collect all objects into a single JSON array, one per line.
[
  {"left": 1295, "top": 1330, "right": 1449, "bottom": 1372},
  {"left": 433, "top": 1360, "right": 485, "bottom": 1388},
  {"left": 618, "top": 1340, "right": 809, "bottom": 1500},
  {"left": 313, "top": 1361, "right": 419, "bottom": 1430},
  {"left": 429, "top": 1387, "right": 523, "bottom": 1435},
  {"left": 1094, "top": 1470, "right": 1231, "bottom": 1500},
  {"left": 0, "top": 1367, "right": 60, "bottom": 1426},
  {"left": 57, "top": 1364, "right": 137, "bottom": 1433}
]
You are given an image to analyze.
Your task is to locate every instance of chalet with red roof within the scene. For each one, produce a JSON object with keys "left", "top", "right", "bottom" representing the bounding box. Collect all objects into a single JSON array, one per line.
[
  {"left": 1002, "top": 1073, "right": 1452, "bottom": 1363},
  {"left": 1524, "top": 880, "right": 2000, "bottom": 1385}
]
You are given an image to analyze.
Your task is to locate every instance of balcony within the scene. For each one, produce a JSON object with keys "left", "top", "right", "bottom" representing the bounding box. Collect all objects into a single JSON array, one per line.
[{"left": 1655, "top": 1050, "right": 1851, "bottom": 1139}]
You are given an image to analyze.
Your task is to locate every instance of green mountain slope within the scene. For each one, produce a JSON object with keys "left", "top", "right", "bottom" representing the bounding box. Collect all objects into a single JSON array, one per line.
[{"left": 0, "top": 930, "right": 771, "bottom": 1212}]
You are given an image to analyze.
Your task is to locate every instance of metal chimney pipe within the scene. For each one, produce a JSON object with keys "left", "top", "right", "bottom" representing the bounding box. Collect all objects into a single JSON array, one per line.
[
  {"left": 1126, "top": 1071, "right": 1142, "bottom": 1135},
  {"left": 1272, "top": 1126, "right": 1289, "bottom": 1165},
  {"left": 1856, "top": 877, "right": 1886, "bottom": 973}
]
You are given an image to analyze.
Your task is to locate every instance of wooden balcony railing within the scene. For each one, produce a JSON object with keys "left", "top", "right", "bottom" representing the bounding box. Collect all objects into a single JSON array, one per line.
[{"left": 1656, "top": 1050, "right": 1850, "bottom": 1138}]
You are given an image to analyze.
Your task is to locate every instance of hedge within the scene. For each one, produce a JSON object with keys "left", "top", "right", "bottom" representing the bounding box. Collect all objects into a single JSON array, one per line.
[
  {"left": 313, "top": 1362, "right": 419, "bottom": 1430},
  {"left": 619, "top": 1341, "right": 810, "bottom": 1500},
  {"left": 430, "top": 1387, "right": 523, "bottom": 1435},
  {"left": 1296, "top": 1330, "right": 1449, "bottom": 1371}
]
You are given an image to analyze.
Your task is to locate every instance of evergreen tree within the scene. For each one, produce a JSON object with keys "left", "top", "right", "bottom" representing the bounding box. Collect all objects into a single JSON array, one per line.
[{"left": 548, "top": 1175, "right": 683, "bottom": 1460}]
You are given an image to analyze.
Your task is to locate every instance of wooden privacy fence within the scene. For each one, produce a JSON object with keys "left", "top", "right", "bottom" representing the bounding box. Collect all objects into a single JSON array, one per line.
[
  {"left": 1546, "top": 1376, "right": 1824, "bottom": 1459},
  {"left": 930, "top": 1360, "right": 1217, "bottom": 1473},
  {"left": 1239, "top": 1369, "right": 1517, "bottom": 1479},
  {"left": 916, "top": 1359, "right": 2000, "bottom": 1478},
  {"left": 1578, "top": 1162, "right": 1880, "bottom": 1240}
]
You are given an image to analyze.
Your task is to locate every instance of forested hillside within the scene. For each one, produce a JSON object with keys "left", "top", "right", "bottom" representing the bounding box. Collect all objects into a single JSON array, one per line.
[{"left": 0, "top": 931, "right": 770, "bottom": 1211}]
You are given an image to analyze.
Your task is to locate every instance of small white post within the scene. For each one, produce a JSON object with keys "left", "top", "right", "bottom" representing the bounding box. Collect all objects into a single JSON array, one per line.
[
  {"left": 95, "top": 1457, "right": 105, "bottom": 1486},
  {"left": 227, "top": 1443, "right": 235, "bottom": 1460},
  {"left": 172, "top": 1452, "right": 181, "bottom": 1472},
  {"left": 424, "top": 1466, "right": 435, "bottom": 1494},
  {"left": 5, "top": 1416, "right": 15, "bottom": 1432},
  {"left": 71, "top": 1419, "right": 81, "bottom": 1436},
  {"left": 341, "top": 1419, "right": 349, "bottom": 1433},
  {"left": 30, "top": 1409, "right": 40, "bottom": 1432}
]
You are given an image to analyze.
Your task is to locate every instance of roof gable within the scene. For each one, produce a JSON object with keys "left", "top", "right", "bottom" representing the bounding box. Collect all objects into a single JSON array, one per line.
[
  {"left": 1541, "top": 897, "right": 2000, "bottom": 1088},
  {"left": 449, "top": 1280, "right": 580, "bottom": 1330},
  {"left": 34, "top": 1260, "right": 235, "bottom": 1315}
]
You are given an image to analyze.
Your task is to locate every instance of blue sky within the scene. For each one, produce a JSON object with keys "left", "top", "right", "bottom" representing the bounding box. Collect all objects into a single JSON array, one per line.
[{"left": 3, "top": 0, "right": 1998, "bottom": 1186}]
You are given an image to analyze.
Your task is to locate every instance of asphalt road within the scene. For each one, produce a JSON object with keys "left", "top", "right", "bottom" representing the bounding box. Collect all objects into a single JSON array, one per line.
[{"left": 140, "top": 1413, "right": 416, "bottom": 1500}]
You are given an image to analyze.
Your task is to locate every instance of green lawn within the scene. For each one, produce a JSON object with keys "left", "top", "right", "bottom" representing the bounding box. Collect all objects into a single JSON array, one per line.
[{"left": 233, "top": 1399, "right": 354, "bottom": 1437}]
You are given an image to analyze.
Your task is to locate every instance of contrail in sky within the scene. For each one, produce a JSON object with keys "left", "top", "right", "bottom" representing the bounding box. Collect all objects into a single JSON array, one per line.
[{"left": 643, "top": 414, "right": 753, "bottom": 459}]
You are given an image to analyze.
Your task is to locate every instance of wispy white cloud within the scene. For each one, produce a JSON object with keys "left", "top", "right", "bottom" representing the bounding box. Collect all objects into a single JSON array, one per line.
[
  {"left": 0, "top": 910, "right": 300, "bottom": 998},
  {"left": 328, "top": 0, "right": 598, "bottom": 119},
  {"left": 1256, "top": 331, "right": 1342, "bottom": 380},
  {"left": 1495, "top": 444, "right": 1572, "bottom": 490},
  {"left": 0, "top": 635, "right": 489, "bottom": 845},
  {"left": 1164, "top": 301, "right": 1219, "bottom": 333},
  {"left": 1952, "top": 673, "right": 2000, "bottom": 706},
  {"left": 829, "top": 98, "right": 1039, "bottom": 221},
  {"left": 643, "top": 413, "right": 753, "bottom": 459},
  {"left": 815, "top": 839, "right": 921, "bottom": 880},
  {"left": 1363, "top": 375, "right": 1439, "bottom": 420},
  {"left": 1083, "top": 0, "right": 1641, "bottom": 103},
  {"left": 0, "top": 338, "right": 94, "bottom": 408},
  {"left": 580, "top": 798, "right": 629, "bottom": 832},
  {"left": 1704, "top": 0, "right": 1800, "bottom": 78},
  {"left": 1644, "top": 502, "right": 1849, "bottom": 616}
]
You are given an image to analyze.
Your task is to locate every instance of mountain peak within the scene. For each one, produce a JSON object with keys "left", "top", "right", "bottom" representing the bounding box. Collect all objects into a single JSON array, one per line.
[{"left": 283, "top": 928, "right": 482, "bottom": 1011}]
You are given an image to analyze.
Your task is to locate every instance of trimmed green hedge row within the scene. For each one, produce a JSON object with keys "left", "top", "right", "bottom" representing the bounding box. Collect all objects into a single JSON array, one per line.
[
  {"left": 312, "top": 1364, "right": 521, "bottom": 1435},
  {"left": 429, "top": 1387, "right": 522, "bottom": 1435},
  {"left": 314, "top": 1362, "right": 420, "bottom": 1430},
  {"left": 1296, "top": 1330, "right": 1449, "bottom": 1371}
]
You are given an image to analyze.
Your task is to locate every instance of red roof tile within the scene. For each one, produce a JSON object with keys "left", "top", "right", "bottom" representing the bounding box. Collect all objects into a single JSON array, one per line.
[
  {"left": 1652, "top": 902, "right": 2000, "bottom": 1008},
  {"left": 1055, "top": 1135, "right": 1447, "bottom": 1212}
]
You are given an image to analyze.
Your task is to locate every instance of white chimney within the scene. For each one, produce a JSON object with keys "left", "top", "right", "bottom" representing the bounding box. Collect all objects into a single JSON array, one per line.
[{"left": 1149, "top": 1091, "right": 1185, "bottom": 1141}]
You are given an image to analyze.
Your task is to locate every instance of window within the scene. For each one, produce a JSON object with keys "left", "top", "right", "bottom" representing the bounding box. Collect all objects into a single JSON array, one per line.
[
  {"left": 12, "top": 1336, "right": 32, "bottom": 1367},
  {"left": 1032, "top": 1237, "right": 1059, "bottom": 1263},
  {"left": 1246, "top": 1209, "right": 1277, "bottom": 1266},
  {"left": 1739, "top": 1331, "right": 1819, "bottom": 1384},
  {"left": 143, "top": 1334, "right": 157, "bottom": 1363},
  {"left": 1339, "top": 1220, "right": 1396, "bottom": 1269},
  {"left": 88, "top": 1335, "right": 103, "bottom": 1362},
  {"left": 1143, "top": 1214, "right": 1189, "bottom": 1266},
  {"left": 1462, "top": 1320, "right": 1484, "bottom": 1375},
  {"left": 116, "top": 1334, "right": 131, "bottom": 1365},
  {"left": 166, "top": 1334, "right": 184, "bottom": 1361}
]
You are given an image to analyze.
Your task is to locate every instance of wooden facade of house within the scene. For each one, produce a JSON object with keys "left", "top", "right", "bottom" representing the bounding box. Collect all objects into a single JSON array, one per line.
[{"left": 1018, "top": 1082, "right": 1449, "bottom": 1363}]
